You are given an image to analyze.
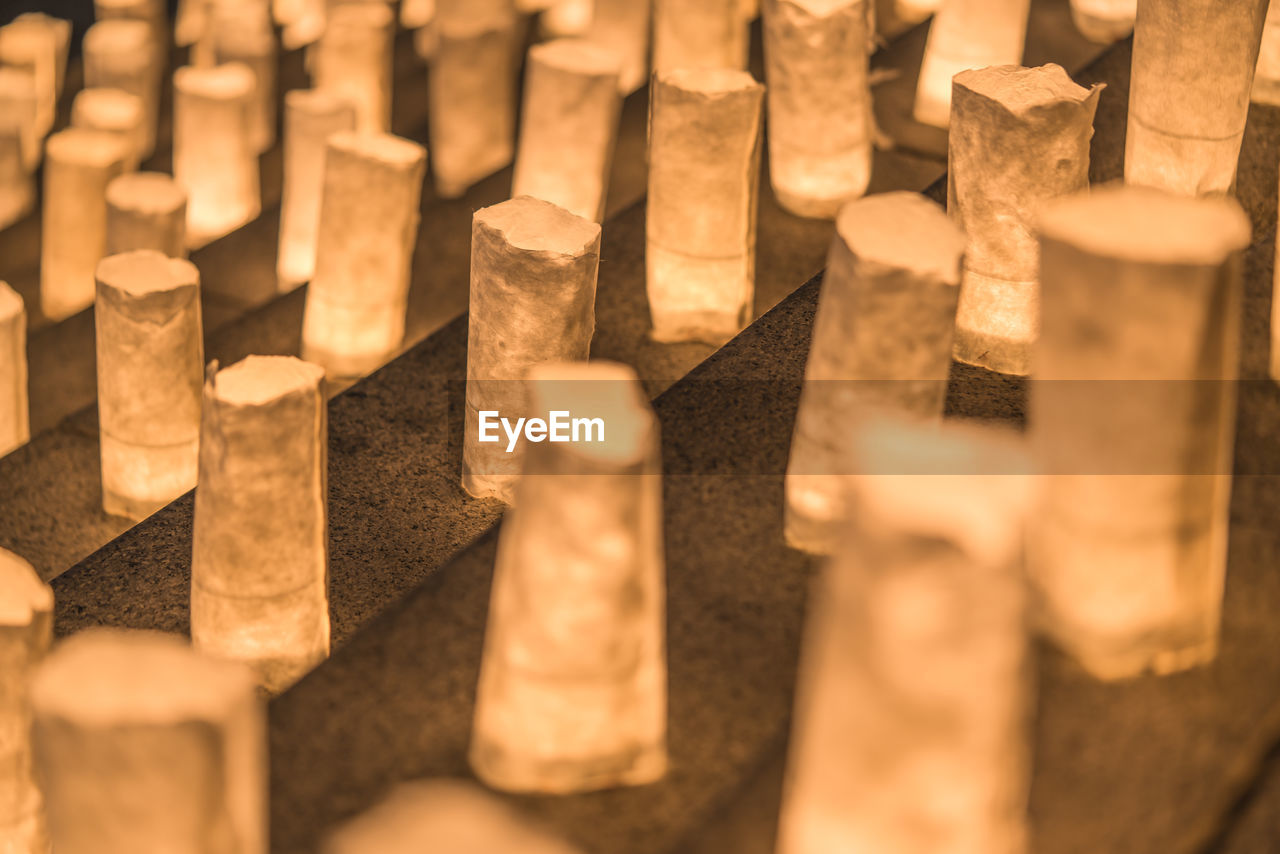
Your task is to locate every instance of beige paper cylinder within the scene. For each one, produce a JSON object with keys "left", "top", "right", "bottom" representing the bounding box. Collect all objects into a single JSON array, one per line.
[
  {"left": 646, "top": 68, "right": 764, "bottom": 344},
  {"left": 105, "top": 171, "right": 188, "bottom": 258},
  {"left": 1070, "top": 0, "right": 1135, "bottom": 42},
  {"left": 462, "top": 196, "right": 601, "bottom": 503},
  {"left": 83, "top": 20, "right": 161, "bottom": 161},
  {"left": 210, "top": 11, "right": 278, "bottom": 153},
  {"left": 40, "top": 128, "right": 129, "bottom": 321},
  {"left": 30, "top": 630, "right": 266, "bottom": 854},
  {"left": 301, "top": 131, "right": 426, "bottom": 379},
  {"left": 311, "top": 3, "right": 393, "bottom": 134},
  {"left": 276, "top": 89, "right": 358, "bottom": 289},
  {"left": 0, "top": 548, "right": 52, "bottom": 854},
  {"left": 95, "top": 251, "right": 204, "bottom": 520},
  {"left": 173, "top": 62, "right": 261, "bottom": 249},
  {"left": 70, "top": 88, "right": 146, "bottom": 172},
  {"left": 1031, "top": 185, "right": 1249, "bottom": 680},
  {"left": 586, "top": 0, "right": 651, "bottom": 93},
  {"left": 0, "top": 17, "right": 63, "bottom": 139},
  {"left": 512, "top": 40, "right": 621, "bottom": 223},
  {"left": 1255, "top": 1, "right": 1280, "bottom": 106},
  {"left": 653, "top": 0, "right": 747, "bottom": 74},
  {"left": 192, "top": 356, "right": 329, "bottom": 694},
  {"left": 0, "top": 74, "right": 35, "bottom": 231},
  {"left": 0, "top": 284, "right": 30, "bottom": 458},
  {"left": 471, "top": 360, "right": 666, "bottom": 793}
]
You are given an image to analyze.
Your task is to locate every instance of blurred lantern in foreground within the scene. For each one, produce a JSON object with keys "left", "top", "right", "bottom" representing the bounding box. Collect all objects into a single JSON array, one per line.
[
  {"left": 785, "top": 192, "right": 964, "bottom": 554},
  {"left": 1031, "top": 185, "right": 1249, "bottom": 680},
  {"left": 1125, "top": 0, "right": 1267, "bottom": 196},
  {"left": 30, "top": 630, "right": 266, "bottom": 854},
  {"left": 646, "top": 68, "right": 764, "bottom": 344},
  {"left": 471, "top": 361, "right": 667, "bottom": 793},
  {"left": 912, "top": 0, "right": 1030, "bottom": 128},
  {"left": 301, "top": 131, "right": 426, "bottom": 380},
  {"left": 0, "top": 548, "right": 51, "bottom": 854},
  {"left": 762, "top": 0, "right": 874, "bottom": 219},
  {"left": 462, "top": 196, "right": 601, "bottom": 503},
  {"left": 192, "top": 355, "right": 329, "bottom": 694},
  {"left": 95, "top": 250, "right": 203, "bottom": 520},
  {"left": 325, "top": 781, "right": 583, "bottom": 854},
  {"left": 0, "top": 282, "right": 29, "bottom": 458},
  {"left": 948, "top": 64, "right": 1101, "bottom": 376},
  {"left": 512, "top": 39, "right": 621, "bottom": 223},
  {"left": 777, "top": 417, "right": 1036, "bottom": 854}
]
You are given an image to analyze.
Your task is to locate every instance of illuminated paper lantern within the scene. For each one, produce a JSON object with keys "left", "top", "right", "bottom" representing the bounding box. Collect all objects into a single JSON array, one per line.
[
  {"left": 762, "top": 0, "right": 873, "bottom": 219},
  {"left": 208, "top": 5, "right": 278, "bottom": 152},
  {"left": 400, "top": 0, "right": 435, "bottom": 29},
  {"left": 280, "top": 0, "right": 324, "bottom": 48},
  {"left": 1126, "top": 0, "right": 1267, "bottom": 196},
  {"left": 174, "top": 63, "right": 261, "bottom": 249},
  {"left": 30, "top": 629, "right": 266, "bottom": 854},
  {"left": 512, "top": 40, "right": 621, "bottom": 223},
  {"left": 0, "top": 548, "right": 51, "bottom": 854},
  {"left": 647, "top": 68, "right": 764, "bottom": 344},
  {"left": 192, "top": 356, "right": 329, "bottom": 693},
  {"left": 0, "top": 283, "right": 29, "bottom": 458},
  {"left": 912, "top": 0, "right": 1030, "bottom": 128},
  {"left": 0, "top": 71, "right": 35, "bottom": 230},
  {"left": 1031, "top": 185, "right": 1249, "bottom": 679},
  {"left": 301, "top": 131, "right": 426, "bottom": 379},
  {"left": 83, "top": 20, "right": 161, "bottom": 161},
  {"left": 1255, "top": 1, "right": 1280, "bottom": 106},
  {"left": 777, "top": 417, "right": 1035, "bottom": 854},
  {"left": 586, "top": 0, "right": 651, "bottom": 93},
  {"left": 949, "top": 64, "right": 1101, "bottom": 376},
  {"left": 461, "top": 196, "right": 600, "bottom": 503},
  {"left": 540, "top": 0, "right": 593, "bottom": 38},
  {"left": 471, "top": 361, "right": 666, "bottom": 792},
  {"left": 785, "top": 192, "right": 964, "bottom": 555},
  {"left": 277, "top": 90, "right": 357, "bottom": 290},
  {"left": 1070, "top": 0, "right": 1136, "bottom": 42},
  {"left": 70, "top": 88, "right": 145, "bottom": 172},
  {"left": 95, "top": 250, "right": 203, "bottom": 520},
  {"left": 311, "top": 3, "right": 393, "bottom": 134},
  {"left": 105, "top": 171, "right": 188, "bottom": 258},
  {"left": 0, "top": 15, "right": 67, "bottom": 138},
  {"left": 428, "top": 12, "right": 517, "bottom": 198},
  {"left": 94, "top": 0, "right": 169, "bottom": 53},
  {"left": 653, "top": 0, "right": 747, "bottom": 74},
  {"left": 325, "top": 781, "right": 584, "bottom": 854},
  {"left": 40, "top": 128, "right": 129, "bottom": 321}
]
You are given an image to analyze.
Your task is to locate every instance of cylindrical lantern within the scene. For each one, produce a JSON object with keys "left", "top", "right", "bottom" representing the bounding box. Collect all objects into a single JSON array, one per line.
[
  {"left": 462, "top": 196, "right": 601, "bottom": 503},
  {"left": 210, "top": 11, "right": 278, "bottom": 153},
  {"left": 471, "top": 361, "right": 666, "bottom": 793},
  {"left": 0, "top": 16, "right": 63, "bottom": 139},
  {"left": 173, "top": 62, "right": 261, "bottom": 249},
  {"left": 1070, "top": 0, "right": 1136, "bottom": 42},
  {"left": 0, "top": 283, "right": 29, "bottom": 458},
  {"left": 1031, "top": 185, "right": 1249, "bottom": 680},
  {"left": 105, "top": 171, "right": 188, "bottom": 258},
  {"left": 30, "top": 629, "right": 266, "bottom": 854},
  {"left": 0, "top": 72, "right": 34, "bottom": 230},
  {"left": 276, "top": 89, "right": 358, "bottom": 290},
  {"left": 646, "top": 68, "right": 764, "bottom": 344},
  {"left": 512, "top": 40, "right": 621, "bottom": 223},
  {"left": 762, "top": 0, "right": 873, "bottom": 219},
  {"left": 1255, "top": 1, "right": 1280, "bottom": 106},
  {"left": 0, "top": 548, "right": 52, "bottom": 854},
  {"left": 777, "top": 417, "right": 1034, "bottom": 854},
  {"left": 652, "top": 0, "right": 747, "bottom": 74},
  {"left": 949, "top": 64, "right": 1101, "bottom": 376},
  {"left": 586, "top": 0, "right": 651, "bottom": 93},
  {"left": 311, "top": 2, "right": 393, "bottom": 134},
  {"left": 912, "top": 0, "right": 1031, "bottom": 128},
  {"left": 428, "top": 12, "right": 517, "bottom": 198},
  {"left": 784, "top": 192, "right": 965, "bottom": 555},
  {"left": 70, "top": 87, "right": 145, "bottom": 172},
  {"left": 1126, "top": 0, "right": 1267, "bottom": 196},
  {"left": 192, "top": 356, "right": 329, "bottom": 694},
  {"left": 301, "top": 131, "right": 426, "bottom": 379},
  {"left": 83, "top": 20, "right": 160, "bottom": 161},
  {"left": 95, "top": 250, "right": 203, "bottom": 520},
  {"left": 40, "top": 128, "right": 129, "bottom": 321}
]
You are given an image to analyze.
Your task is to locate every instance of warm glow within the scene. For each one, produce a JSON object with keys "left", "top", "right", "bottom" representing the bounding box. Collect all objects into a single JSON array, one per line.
[
  {"left": 0, "top": 70, "right": 35, "bottom": 230},
  {"left": 784, "top": 192, "right": 964, "bottom": 554},
  {"left": 95, "top": 250, "right": 203, "bottom": 520},
  {"left": 1070, "top": 0, "right": 1136, "bottom": 43},
  {"left": 471, "top": 361, "right": 666, "bottom": 793},
  {"left": 652, "top": 0, "right": 747, "bottom": 74},
  {"left": 301, "top": 130, "right": 426, "bottom": 379},
  {"left": 192, "top": 355, "right": 329, "bottom": 694},
  {"left": 461, "top": 196, "right": 601, "bottom": 503},
  {"left": 646, "top": 68, "right": 764, "bottom": 344},
  {"left": 83, "top": 19, "right": 160, "bottom": 160},
  {"left": 105, "top": 170, "right": 188, "bottom": 258},
  {"left": 1031, "top": 185, "right": 1250, "bottom": 679},
  {"left": 70, "top": 87, "right": 145, "bottom": 172},
  {"left": 586, "top": 0, "right": 652, "bottom": 93},
  {"left": 311, "top": 3, "right": 393, "bottom": 134},
  {"left": 0, "top": 282, "right": 29, "bottom": 457}
]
